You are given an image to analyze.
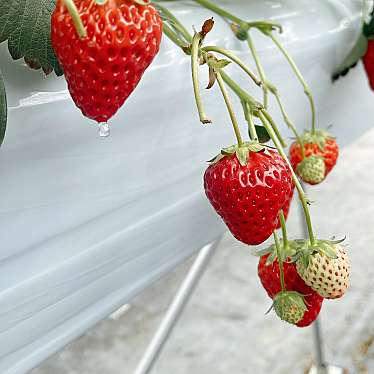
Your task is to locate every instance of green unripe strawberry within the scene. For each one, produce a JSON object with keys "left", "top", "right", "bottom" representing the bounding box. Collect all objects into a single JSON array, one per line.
[
  {"left": 273, "top": 291, "right": 307, "bottom": 325},
  {"left": 296, "top": 155, "right": 326, "bottom": 185}
]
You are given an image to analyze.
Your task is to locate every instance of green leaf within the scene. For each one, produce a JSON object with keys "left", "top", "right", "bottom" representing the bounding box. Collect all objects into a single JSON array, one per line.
[
  {"left": 208, "top": 59, "right": 231, "bottom": 70},
  {"left": 254, "top": 245, "right": 274, "bottom": 257},
  {"left": 0, "top": 69, "right": 7, "bottom": 147},
  {"left": 254, "top": 125, "right": 270, "bottom": 143},
  {"left": 363, "top": 7, "right": 374, "bottom": 38},
  {"left": 0, "top": 0, "right": 63, "bottom": 76},
  {"left": 332, "top": 33, "right": 367, "bottom": 81}
]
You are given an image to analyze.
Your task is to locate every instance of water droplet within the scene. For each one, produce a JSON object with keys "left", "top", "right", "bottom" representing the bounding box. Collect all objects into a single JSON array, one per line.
[{"left": 98, "top": 122, "right": 110, "bottom": 137}]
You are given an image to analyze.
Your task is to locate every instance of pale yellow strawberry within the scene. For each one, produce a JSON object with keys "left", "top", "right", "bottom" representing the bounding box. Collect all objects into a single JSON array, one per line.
[{"left": 296, "top": 244, "right": 349, "bottom": 299}]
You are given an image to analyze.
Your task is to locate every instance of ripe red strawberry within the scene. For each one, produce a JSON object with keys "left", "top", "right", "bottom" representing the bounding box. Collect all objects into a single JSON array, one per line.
[
  {"left": 51, "top": 0, "right": 163, "bottom": 125},
  {"left": 289, "top": 130, "right": 339, "bottom": 183},
  {"left": 258, "top": 254, "right": 323, "bottom": 327},
  {"left": 204, "top": 144, "right": 293, "bottom": 245},
  {"left": 363, "top": 40, "right": 374, "bottom": 90}
]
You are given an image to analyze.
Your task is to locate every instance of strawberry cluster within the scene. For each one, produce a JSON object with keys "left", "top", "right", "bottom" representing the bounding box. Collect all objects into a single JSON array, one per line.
[
  {"left": 289, "top": 130, "right": 339, "bottom": 186},
  {"left": 258, "top": 239, "right": 349, "bottom": 327},
  {"left": 49, "top": 1, "right": 350, "bottom": 329}
]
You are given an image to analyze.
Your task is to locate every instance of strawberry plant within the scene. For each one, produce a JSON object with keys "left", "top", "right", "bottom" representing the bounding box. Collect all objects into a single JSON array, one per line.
[
  {"left": 157, "top": 6, "right": 351, "bottom": 326},
  {"left": 0, "top": 0, "right": 353, "bottom": 328}
]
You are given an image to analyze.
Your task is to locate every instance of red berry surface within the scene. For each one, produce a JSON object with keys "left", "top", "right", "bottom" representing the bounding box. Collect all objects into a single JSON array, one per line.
[
  {"left": 258, "top": 255, "right": 323, "bottom": 327},
  {"left": 51, "top": 0, "right": 163, "bottom": 123},
  {"left": 363, "top": 40, "right": 374, "bottom": 90},
  {"left": 275, "top": 179, "right": 294, "bottom": 230},
  {"left": 204, "top": 150, "right": 293, "bottom": 245},
  {"left": 289, "top": 139, "right": 338, "bottom": 182}
]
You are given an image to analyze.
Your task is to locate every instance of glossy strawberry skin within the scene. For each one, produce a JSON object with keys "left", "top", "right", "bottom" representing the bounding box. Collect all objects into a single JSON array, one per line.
[
  {"left": 51, "top": 0, "right": 163, "bottom": 123},
  {"left": 275, "top": 180, "right": 294, "bottom": 230},
  {"left": 363, "top": 40, "right": 374, "bottom": 90},
  {"left": 289, "top": 139, "right": 339, "bottom": 183},
  {"left": 204, "top": 150, "right": 292, "bottom": 246},
  {"left": 258, "top": 255, "right": 323, "bottom": 327}
]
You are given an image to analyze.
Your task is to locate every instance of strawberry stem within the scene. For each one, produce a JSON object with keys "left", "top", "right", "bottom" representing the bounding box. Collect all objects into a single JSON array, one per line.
[
  {"left": 242, "top": 101, "right": 258, "bottom": 141},
  {"left": 215, "top": 70, "right": 243, "bottom": 146},
  {"left": 273, "top": 231, "right": 286, "bottom": 292},
  {"left": 268, "top": 84, "right": 305, "bottom": 158},
  {"left": 201, "top": 46, "right": 261, "bottom": 86},
  {"left": 279, "top": 210, "right": 289, "bottom": 250},
  {"left": 191, "top": 32, "right": 211, "bottom": 124},
  {"left": 258, "top": 110, "right": 316, "bottom": 246},
  {"left": 62, "top": 0, "right": 87, "bottom": 39},
  {"left": 268, "top": 33, "right": 316, "bottom": 135},
  {"left": 156, "top": 4, "right": 193, "bottom": 43},
  {"left": 193, "top": 0, "right": 247, "bottom": 29},
  {"left": 162, "top": 24, "right": 187, "bottom": 49},
  {"left": 261, "top": 110, "right": 287, "bottom": 148},
  {"left": 247, "top": 33, "right": 268, "bottom": 108}
]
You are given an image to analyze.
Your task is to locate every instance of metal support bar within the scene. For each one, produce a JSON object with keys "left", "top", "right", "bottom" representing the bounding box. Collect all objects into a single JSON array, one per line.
[{"left": 134, "top": 236, "right": 223, "bottom": 374}]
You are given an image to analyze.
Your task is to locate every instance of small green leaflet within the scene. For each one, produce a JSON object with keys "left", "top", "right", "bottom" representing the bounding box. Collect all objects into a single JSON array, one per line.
[
  {"left": 0, "top": 69, "right": 7, "bottom": 147},
  {"left": 253, "top": 125, "right": 270, "bottom": 143},
  {"left": 0, "top": 0, "right": 63, "bottom": 76}
]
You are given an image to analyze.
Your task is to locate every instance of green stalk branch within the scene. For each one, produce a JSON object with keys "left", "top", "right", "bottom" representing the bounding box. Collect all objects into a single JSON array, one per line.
[
  {"left": 247, "top": 33, "right": 268, "bottom": 108},
  {"left": 201, "top": 45, "right": 261, "bottom": 86},
  {"left": 273, "top": 231, "right": 285, "bottom": 291},
  {"left": 258, "top": 110, "right": 316, "bottom": 246},
  {"left": 269, "top": 84, "right": 305, "bottom": 158},
  {"left": 242, "top": 101, "right": 258, "bottom": 141},
  {"left": 215, "top": 70, "right": 243, "bottom": 146},
  {"left": 163, "top": 24, "right": 188, "bottom": 50},
  {"left": 156, "top": 3, "right": 193, "bottom": 43},
  {"left": 279, "top": 210, "right": 289, "bottom": 250},
  {"left": 261, "top": 110, "right": 287, "bottom": 148},
  {"left": 191, "top": 32, "right": 211, "bottom": 124},
  {"left": 193, "top": 0, "right": 247, "bottom": 29},
  {"left": 63, "top": 0, "right": 87, "bottom": 39},
  {"left": 269, "top": 33, "right": 316, "bottom": 134}
]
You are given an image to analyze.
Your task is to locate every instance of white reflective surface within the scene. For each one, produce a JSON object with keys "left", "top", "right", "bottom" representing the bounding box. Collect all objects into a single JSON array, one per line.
[{"left": 0, "top": 1, "right": 372, "bottom": 373}]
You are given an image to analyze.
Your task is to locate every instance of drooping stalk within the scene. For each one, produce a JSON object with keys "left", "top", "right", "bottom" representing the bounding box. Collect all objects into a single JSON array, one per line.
[
  {"left": 163, "top": 23, "right": 188, "bottom": 50},
  {"left": 242, "top": 101, "right": 258, "bottom": 141},
  {"left": 247, "top": 33, "right": 268, "bottom": 108},
  {"left": 215, "top": 71, "right": 243, "bottom": 146},
  {"left": 261, "top": 110, "right": 287, "bottom": 148},
  {"left": 279, "top": 210, "right": 289, "bottom": 250},
  {"left": 273, "top": 231, "right": 285, "bottom": 291},
  {"left": 258, "top": 110, "right": 316, "bottom": 246},
  {"left": 62, "top": 0, "right": 87, "bottom": 38},
  {"left": 156, "top": 3, "right": 193, "bottom": 43},
  {"left": 193, "top": 0, "right": 247, "bottom": 29},
  {"left": 220, "top": 71, "right": 261, "bottom": 109},
  {"left": 191, "top": 32, "right": 211, "bottom": 124},
  {"left": 269, "top": 33, "right": 316, "bottom": 135},
  {"left": 269, "top": 85, "right": 305, "bottom": 158}
]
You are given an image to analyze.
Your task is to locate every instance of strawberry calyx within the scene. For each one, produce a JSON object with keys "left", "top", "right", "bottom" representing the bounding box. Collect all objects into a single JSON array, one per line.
[
  {"left": 271, "top": 290, "right": 307, "bottom": 325},
  {"left": 299, "top": 129, "right": 335, "bottom": 151},
  {"left": 290, "top": 238, "right": 345, "bottom": 268},
  {"left": 208, "top": 141, "right": 267, "bottom": 166},
  {"left": 254, "top": 240, "right": 297, "bottom": 263}
]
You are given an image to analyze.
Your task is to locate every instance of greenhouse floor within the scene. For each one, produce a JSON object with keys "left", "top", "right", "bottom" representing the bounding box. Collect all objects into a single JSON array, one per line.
[{"left": 32, "top": 128, "right": 374, "bottom": 374}]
